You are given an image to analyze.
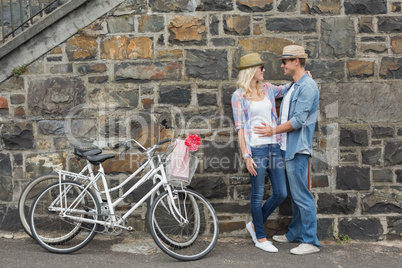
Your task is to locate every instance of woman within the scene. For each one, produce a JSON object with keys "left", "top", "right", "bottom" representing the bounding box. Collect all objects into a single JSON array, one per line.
[{"left": 231, "top": 53, "right": 288, "bottom": 253}]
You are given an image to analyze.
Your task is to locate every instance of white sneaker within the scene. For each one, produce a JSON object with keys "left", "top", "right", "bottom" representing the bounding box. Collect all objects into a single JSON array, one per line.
[
  {"left": 255, "top": 241, "right": 278, "bottom": 253},
  {"left": 246, "top": 222, "right": 257, "bottom": 244},
  {"left": 290, "top": 243, "right": 320, "bottom": 255},
  {"left": 272, "top": 234, "right": 290, "bottom": 243}
]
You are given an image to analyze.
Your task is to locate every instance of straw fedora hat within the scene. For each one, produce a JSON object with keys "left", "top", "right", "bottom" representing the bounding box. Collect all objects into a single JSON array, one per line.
[
  {"left": 280, "top": 45, "right": 308, "bottom": 60},
  {"left": 237, "top": 53, "right": 266, "bottom": 70}
]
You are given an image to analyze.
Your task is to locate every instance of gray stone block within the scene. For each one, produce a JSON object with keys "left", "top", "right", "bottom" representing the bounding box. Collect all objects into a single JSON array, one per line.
[
  {"left": 159, "top": 85, "right": 191, "bottom": 106},
  {"left": 38, "top": 120, "right": 66, "bottom": 135},
  {"left": 107, "top": 16, "right": 134, "bottom": 33},
  {"left": 138, "top": 15, "right": 164, "bottom": 33},
  {"left": 196, "top": 0, "right": 234, "bottom": 11},
  {"left": 341, "top": 153, "right": 358, "bottom": 163},
  {"left": 213, "top": 202, "right": 250, "bottom": 214},
  {"left": 340, "top": 128, "right": 369, "bottom": 147},
  {"left": 266, "top": 18, "right": 317, "bottom": 32},
  {"left": 312, "top": 175, "right": 329, "bottom": 188},
  {"left": 361, "top": 36, "right": 386, "bottom": 42},
  {"left": 1, "top": 122, "right": 34, "bottom": 150},
  {"left": 378, "top": 16, "right": 402, "bottom": 33},
  {"left": 308, "top": 61, "right": 344, "bottom": 80},
  {"left": 190, "top": 176, "right": 227, "bottom": 199},
  {"left": 317, "top": 193, "right": 357, "bottom": 215},
  {"left": 380, "top": 57, "right": 402, "bottom": 79},
  {"left": 386, "top": 216, "right": 402, "bottom": 240},
  {"left": 175, "top": 108, "right": 221, "bottom": 129},
  {"left": 210, "top": 15, "right": 219, "bottom": 35},
  {"left": 115, "top": 62, "right": 182, "bottom": 83},
  {"left": 0, "top": 206, "right": 21, "bottom": 231},
  {"left": 344, "top": 0, "right": 386, "bottom": 14},
  {"left": 185, "top": 49, "right": 228, "bottom": 80},
  {"left": 203, "top": 141, "right": 239, "bottom": 173},
  {"left": 211, "top": 38, "right": 236, "bottom": 47},
  {"left": 339, "top": 218, "right": 383, "bottom": 241},
  {"left": 13, "top": 153, "right": 23, "bottom": 166},
  {"left": 77, "top": 63, "right": 107, "bottom": 75},
  {"left": 336, "top": 166, "right": 370, "bottom": 190},
  {"left": 384, "top": 141, "right": 402, "bottom": 166},
  {"left": 229, "top": 176, "right": 250, "bottom": 185},
  {"left": 0, "top": 154, "right": 12, "bottom": 202},
  {"left": 237, "top": 0, "right": 273, "bottom": 12},
  {"left": 397, "top": 170, "right": 402, "bottom": 183},
  {"left": 311, "top": 152, "right": 329, "bottom": 172},
  {"left": 373, "top": 169, "right": 393, "bottom": 182},
  {"left": 362, "top": 148, "right": 381, "bottom": 166},
  {"left": 321, "top": 17, "right": 355, "bottom": 58},
  {"left": 197, "top": 93, "right": 217, "bottom": 106},
  {"left": 317, "top": 218, "right": 333, "bottom": 240},
  {"left": 362, "top": 187, "right": 402, "bottom": 214},
  {"left": 372, "top": 126, "right": 394, "bottom": 138},
  {"left": 27, "top": 77, "right": 86, "bottom": 117},
  {"left": 277, "top": 0, "right": 297, "bottom": 12}
]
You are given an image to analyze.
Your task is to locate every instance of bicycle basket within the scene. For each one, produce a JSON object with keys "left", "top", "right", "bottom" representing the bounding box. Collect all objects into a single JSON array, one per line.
[{"left": 165, "top": 152, "right": 199, "bottom": 184}]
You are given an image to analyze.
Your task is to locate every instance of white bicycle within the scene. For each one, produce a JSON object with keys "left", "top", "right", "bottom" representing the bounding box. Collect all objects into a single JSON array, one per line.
[{"left": 28, "top": 121, "right": 219, "bottom": 261}]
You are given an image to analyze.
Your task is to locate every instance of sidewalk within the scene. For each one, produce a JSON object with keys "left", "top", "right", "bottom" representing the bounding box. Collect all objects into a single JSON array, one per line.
[{"left": 1, "top": 231, "right": 401, "bottom": 268}]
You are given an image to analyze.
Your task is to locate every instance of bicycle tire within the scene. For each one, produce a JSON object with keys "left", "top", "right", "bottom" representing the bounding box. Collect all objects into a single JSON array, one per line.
[
  {"left": 148, "top": 187, "right": 200, "bottom": 248},
  {"left": 148, "top": 188, "right": 219, "bottom": 261},
  {"left": 29, "top": 180, "right": 100, "bottom": 254},
  {"left": 18, "top": 173, "right": 60, "bottom": 238}
]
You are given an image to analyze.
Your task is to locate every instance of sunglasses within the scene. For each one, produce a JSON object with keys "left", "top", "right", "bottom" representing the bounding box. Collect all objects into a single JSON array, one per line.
[
  {"left": 281, "top": 59, "right": 295, "bottom": 65},
  {"left": 259, "top": 66, "right": 265, "bottom": 71}
]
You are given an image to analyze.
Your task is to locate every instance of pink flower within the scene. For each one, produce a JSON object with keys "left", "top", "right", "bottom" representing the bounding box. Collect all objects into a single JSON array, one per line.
[{"left": 185, "top": 134, "right": 201, "bottom": 151}]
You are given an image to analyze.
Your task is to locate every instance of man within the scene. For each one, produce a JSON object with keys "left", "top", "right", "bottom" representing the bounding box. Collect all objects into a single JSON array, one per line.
[{"left": 254, "top": 45, "right": 321, "bottom": 255}]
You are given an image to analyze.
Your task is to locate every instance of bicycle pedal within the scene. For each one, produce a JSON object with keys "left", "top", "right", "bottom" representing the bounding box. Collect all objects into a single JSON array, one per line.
[{"left": 127, "top": 226, "right": 134, "bottom": 232}]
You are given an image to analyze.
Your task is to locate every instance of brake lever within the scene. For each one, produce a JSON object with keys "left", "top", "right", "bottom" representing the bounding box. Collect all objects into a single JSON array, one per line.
[{"left": 119, "top": 144, "right": 130, "bottom": 155}]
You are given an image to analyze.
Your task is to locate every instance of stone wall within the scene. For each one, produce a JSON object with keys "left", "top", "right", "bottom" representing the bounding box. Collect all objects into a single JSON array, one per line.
[{"left": 0, "top": 0, "right": 401, "bottom": 242}]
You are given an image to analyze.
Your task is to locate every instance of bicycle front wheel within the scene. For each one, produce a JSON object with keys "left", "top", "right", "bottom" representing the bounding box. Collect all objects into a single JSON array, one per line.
[
  {"left": 148, "top": 188, "right": 219, "bottom": 261},
  {"left": 29, "top": 180, "right": 100, "bottom": 254},
  {"left": 18, "top": 173, "right": 60, "bottom": 238}
]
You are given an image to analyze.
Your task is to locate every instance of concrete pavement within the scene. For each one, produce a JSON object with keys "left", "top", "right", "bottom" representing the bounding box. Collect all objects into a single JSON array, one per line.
[{"left": 1, "top": 231, "right": 401, "bottom": 268}]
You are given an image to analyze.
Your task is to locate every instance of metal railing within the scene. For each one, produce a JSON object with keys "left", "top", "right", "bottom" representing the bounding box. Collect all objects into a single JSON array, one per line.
[{"left": 1, "top": 0, "right": 66, "bottom": 43}]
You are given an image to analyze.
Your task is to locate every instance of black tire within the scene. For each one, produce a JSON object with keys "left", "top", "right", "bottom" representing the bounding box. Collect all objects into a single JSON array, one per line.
[
  {"left": 18, "top": 173, "right": 60, "bottom": 238},
  {"left": 29, "top": 180, "right": 100, "bottom": 254},
  {"left": 148, "top": 188, "right": 219, "bottom": 261}
]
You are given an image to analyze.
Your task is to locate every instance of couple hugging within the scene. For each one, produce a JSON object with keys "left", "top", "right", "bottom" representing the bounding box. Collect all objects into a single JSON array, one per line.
[{"left": 231, "top": 45, "right": 320, "bottom": 255}]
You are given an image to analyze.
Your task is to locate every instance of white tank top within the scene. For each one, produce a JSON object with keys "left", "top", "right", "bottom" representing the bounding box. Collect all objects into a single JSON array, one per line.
[{"left": 249, "top": 96, "right": 277, "bottom": 146}]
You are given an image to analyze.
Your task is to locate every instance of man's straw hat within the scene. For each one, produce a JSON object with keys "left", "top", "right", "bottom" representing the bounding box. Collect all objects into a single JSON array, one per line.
[
  {"left": 237, "top": 53, "right": 266, "bottom": 70},
  {"left": 280, "top": 45, "right": 308, "bottom": 60}
]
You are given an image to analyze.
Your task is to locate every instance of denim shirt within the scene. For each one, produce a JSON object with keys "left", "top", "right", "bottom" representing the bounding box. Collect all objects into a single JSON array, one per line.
[
  {"left": 280, "top": 73, "right": 319, "bottom": 161},
  {"left": 232, "top": 82, "right": 290, "bottom": 159}
]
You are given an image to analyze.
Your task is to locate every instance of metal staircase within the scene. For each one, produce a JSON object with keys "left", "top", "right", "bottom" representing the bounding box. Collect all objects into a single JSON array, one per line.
[
  {"left": 1, "top": 0, "right": 69, "bottom": 43},
  {"left": 0, "top": 0, "right": 130, "bottom": 83}
]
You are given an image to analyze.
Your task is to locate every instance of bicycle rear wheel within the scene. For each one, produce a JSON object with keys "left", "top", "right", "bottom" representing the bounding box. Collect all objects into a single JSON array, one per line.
[
  {"left": 18, "top": 173, "right": 60, "bottom": 238},
  {"left": 148, "top": 188, "right": 219, "bottom": 261},
  {"left": 29, "top": 180, "right": 100, "bottom": 254}
]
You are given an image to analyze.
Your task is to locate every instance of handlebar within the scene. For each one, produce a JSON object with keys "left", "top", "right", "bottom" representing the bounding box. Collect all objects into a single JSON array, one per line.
[{"left": 157, "top": 138, "right": 171, "bottom": 145}]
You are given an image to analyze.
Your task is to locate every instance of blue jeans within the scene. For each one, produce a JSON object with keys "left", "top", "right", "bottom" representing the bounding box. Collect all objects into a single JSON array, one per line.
[
  {"left": 250, "top": 144, "right": 287, "bottom": 240},
  {"left": 282, "top": 151, "right": 321, "bottom": 248}
]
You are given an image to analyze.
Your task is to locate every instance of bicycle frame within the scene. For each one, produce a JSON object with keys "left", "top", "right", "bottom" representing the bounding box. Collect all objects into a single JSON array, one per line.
[{"left": 50, "top": 141, "right": 189, "bottom": 231}]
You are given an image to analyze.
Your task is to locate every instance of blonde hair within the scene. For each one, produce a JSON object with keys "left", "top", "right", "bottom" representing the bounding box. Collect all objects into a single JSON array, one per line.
[{"left": 236, "top": 66, "right": 263, "bottom": 99}]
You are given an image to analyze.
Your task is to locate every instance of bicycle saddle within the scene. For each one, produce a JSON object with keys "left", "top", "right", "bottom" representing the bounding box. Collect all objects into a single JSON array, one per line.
[
  {"left": 85, "top": 153, "right": 115, "bottom": 165},
  {"left": 74, "top": 148, "right": 102, "bottom": 158}
]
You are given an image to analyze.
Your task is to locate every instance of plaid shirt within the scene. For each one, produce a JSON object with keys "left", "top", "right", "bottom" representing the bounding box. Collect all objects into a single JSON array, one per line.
[{"left": 231, "top": 82, "right": 290, "bottom": 159}]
